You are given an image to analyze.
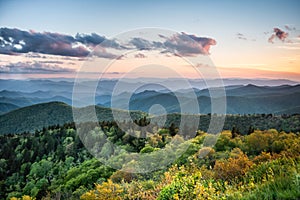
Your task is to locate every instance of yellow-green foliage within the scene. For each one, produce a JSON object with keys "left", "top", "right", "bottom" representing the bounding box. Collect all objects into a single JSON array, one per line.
[
  {"left": 213, "top": 148, "right": 253, "bottom": 182},
  {"left": 10, "top": 195, "right": 35, "bottom": 200},
  {"left": 80, "top": 179, "right": 123, "bottom": 200},
  {"left": 81, "top": 129, "right": 300, "bottom": 200}
]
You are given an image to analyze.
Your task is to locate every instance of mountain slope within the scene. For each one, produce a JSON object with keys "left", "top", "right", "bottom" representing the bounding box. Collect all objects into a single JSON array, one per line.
[
  {"left": 112, "top": 91, "right": 300, "bottom": 115},
  {"left": 1, "top": 101, "right": 299, "bottom": 135},
  {"left": 0, "top": 95, "right": 72, "bottom": 107},
  {"left": 0, "top": 102, "right": 144, "bottom": 134},
  {"left": 0, "top": 102, "right": 73, "bottom": 134},
  {"left": 115, "top": 85, "right": 300, "bottom": 114},
  {"left": 224, "top": 84, "right": 300, "bottom": 96},
  {"left": 0, "top": 103, "right": 19, "bottom": 115}
]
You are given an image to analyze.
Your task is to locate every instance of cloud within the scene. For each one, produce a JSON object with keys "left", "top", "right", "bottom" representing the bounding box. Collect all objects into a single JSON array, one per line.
[
  {"left": 236, "top": 33, "right": 247, "bottom": 40},
  {"left": 0, "top": 28, "right": 121, "bottom": 58},
  {"left": 75, "top": 33, "right": 105, "bottom": 46},
  {"left": 109, "top": 72, "right": 121, "bottom": 74},
  {"left": 90, "top": 46, "right": 118, "bottom": 59},
  {"left": 24, "top": 53, "right": 46, "bottom": 58},
  {"left": 163, "top": 32, "right": 216, "bottom": 56},
  {"left": 276, "top": 46, "right": 300, "bottom": 50},
  {"left": 130, "top": 38, "right": 153, "bottom": 50},
  {"left": 115, "top": 55, "right": 126, "bottom": 60},
  {"left": 39, "top": 60, "right": 64, "bottom": 64},
  {"left": 134, "top": 53, "right": 146, "bottom": 58},
  {"left": 128, "top": 32, "right": 216, "bottom": 56},
  {"left": 0, "top": 61, "right": 75, "bottom": 74},
  {"left": 0, "top": 28, "right": 216, "bottom": 59},
  {"left": 75, "top": 33, "right": 123, "bottom": 49},
  {"left": 268, "top": 27, "right": 289, "bottom": 43},
  {"left": 0, "top": 28, "right": 88, "bottom": 56},
  {"left": 195, "top": 63, "right": 212, "bottom": 68},
  {"left": 75, "top": 71, "right": 123, "bottom": 75},
  {"left": 284, "top": 25, "right": 296, "bottom": 31}
]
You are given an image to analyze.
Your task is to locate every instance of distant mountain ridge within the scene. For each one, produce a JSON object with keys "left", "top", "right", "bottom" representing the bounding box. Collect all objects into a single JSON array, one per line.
[
  {"left": 0, "top": 78, "right": 298, "bottom": 93},
  {"left": 0, "top": 101, "right": 299, "bottom": 135},
  {"left": 105, "top": 84, "right": 300, "bottom": 114},
  {"left": 0, "top": 102, "right": 145, "bottom": 134},
  {"left": 0, "top": 79, "right": 299, "bottom": 116}
]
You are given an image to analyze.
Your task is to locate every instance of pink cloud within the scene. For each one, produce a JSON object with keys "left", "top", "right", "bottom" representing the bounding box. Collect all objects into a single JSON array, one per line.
[{"left": 268, "top": 27, "right": 289, "bottom": 43}]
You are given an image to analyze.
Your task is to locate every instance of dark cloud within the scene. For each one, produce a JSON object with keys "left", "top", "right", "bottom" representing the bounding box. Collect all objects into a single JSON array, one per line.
[
  {"left": 0, "top": 28, "right": 216, "bottom": 58},
  {"left": 90, "top": 46, "right": 118, "bottom": 59},
  {"left": 75, "top": 33, "right": 105, "bottom": 46},
  {"left": 78, "top": 71, "right": 122, "bottom": 75},
  {"left": 129, "top": 37, "right": 153, "bottom": 50},
  {"left": 24, "top": 53, "right": 46, "bottom": 58},
  {"left": 0, "top": 28, "right": 122, "bottom": 58},
  {"left": 128, "top": 32, "right": 216, "bottom": 56},
  {"left": 60, "top": 56, "right": 87, "bottom": 61},
  {"left": 195, "top": 63, "right": 211, "bottom": 68},
  {"left": 39, "top": 60, "right": 64, "bottom": 64},
  {"left": 75, "top": 33, "right": 123, "bottom": 49},
  {"left": 236, "top": 33, "right": 247, "bottom": 40},
  {"left": 116, "top": 55, "right": 126, "bottom": 60},
  {"left": 158, "top": 34, "right": 168, "bottom": 39},
  {"left": 268, "top": 27, "right": 289, "bottom": 43},
  {"left": 0, "top": 28, "right": 88, "bottom": 57},
  {"left": 284, "top": 25, "right": 296, "bottom": 31},
  {"left": 0, "top": 61, "right": 75, "bottom": 74},
  {"left": 134, "top": 53, "right": 146, "bottom": 58},
  {"left": 109, "top": 72, "right": 120, "bottom": 74},
  {"left": 163, "top": 32, "right": 216, "bottom": 56}
]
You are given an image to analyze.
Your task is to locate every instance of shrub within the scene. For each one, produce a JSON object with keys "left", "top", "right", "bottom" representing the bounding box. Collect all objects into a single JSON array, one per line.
[{"left": 213, "top": 148, "right": 253, "bottom": 182}]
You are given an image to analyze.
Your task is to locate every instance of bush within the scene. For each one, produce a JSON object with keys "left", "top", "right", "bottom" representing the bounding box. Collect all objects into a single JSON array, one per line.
[{"left": 213, "top": 148, "right": 253, "bottom": 182}]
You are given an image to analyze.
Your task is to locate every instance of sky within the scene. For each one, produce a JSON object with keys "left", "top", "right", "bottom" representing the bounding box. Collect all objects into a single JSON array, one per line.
[{"left": 0, "top": 0, "right": 300, "bottom": 80}]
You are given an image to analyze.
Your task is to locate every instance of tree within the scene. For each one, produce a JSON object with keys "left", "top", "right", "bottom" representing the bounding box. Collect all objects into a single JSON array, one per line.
[
  {"left": 169, "top": 123, "right": 177, "bottom": 137},
  {"left": 213, "top": 148, "right": 253, "bottom": 182},
  {"left": 244, "top": 130, "right": 272, "bottom": 155},
  {"left": 80, "top": 179, "right": 123, "bottom": 200}
]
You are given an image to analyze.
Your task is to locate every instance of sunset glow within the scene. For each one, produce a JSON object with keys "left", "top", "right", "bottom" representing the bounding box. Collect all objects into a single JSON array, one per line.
[{"left": 0, "top": 0, "right": 299, "bottom": 81}]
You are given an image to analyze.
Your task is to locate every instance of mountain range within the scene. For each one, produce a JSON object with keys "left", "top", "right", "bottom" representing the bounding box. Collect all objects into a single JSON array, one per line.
[
  {"left": 0, "top": 79, "right": 299, "bottom": 115},
  {"left": 0, "top": 101, "right": 299, "bottom": 135}
]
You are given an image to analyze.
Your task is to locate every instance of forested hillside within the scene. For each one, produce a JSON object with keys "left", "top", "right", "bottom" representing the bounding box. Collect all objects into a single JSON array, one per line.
[
  {"left": 0, "top": 101, "right": 299, "bottom": 135},
  {"left": 0, "top": 102, "right": 145, "bottom": 134},
  {"left": 1, "top": 80, "right": 300, "bottom": 115},
  {"left": 1, "top": 119, "right": 299, "bottom": 199}
]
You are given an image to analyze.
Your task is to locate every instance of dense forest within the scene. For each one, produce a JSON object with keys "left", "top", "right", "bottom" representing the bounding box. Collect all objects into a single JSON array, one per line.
[
  {"left": 0, "top": 117, "right": 299, "bottom": 199},
  {"left": 0, "top": 101, "right": 299, "bottom": 135}
]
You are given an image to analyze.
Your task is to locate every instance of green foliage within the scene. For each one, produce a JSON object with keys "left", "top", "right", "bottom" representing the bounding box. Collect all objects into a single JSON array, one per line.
[
  {"left": 160, "top": 113, "right": 300, "bottom": 135},
  {"left": 2, "top": 118, "right": 300, "bottom": 199},
  {"left": 158, "top": 165, "right": 202, "bottom": 200},
  {"left": 84, "top": 128, "right": 300, "bottom": 200},
  {"left": 140, "top": 144, "right": 156, "bottom": 154},
  {"left": 0, "top": 123, "right": 114, "bottom": 199}
]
